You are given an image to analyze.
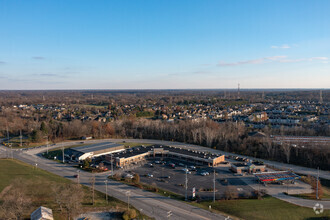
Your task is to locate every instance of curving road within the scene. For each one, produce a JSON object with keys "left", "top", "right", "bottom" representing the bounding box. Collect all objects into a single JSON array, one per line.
[
  {"left": 1, "top": 143, "right": 228, "bottom": 220},
  {"left": 1, "top": 138, "right": 330, "bottom": 214}
]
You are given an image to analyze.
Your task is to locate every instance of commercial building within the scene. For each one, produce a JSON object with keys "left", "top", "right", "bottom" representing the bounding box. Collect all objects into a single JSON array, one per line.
[
  {"left": 70, "top": 142, "right": 125, "bottom": 160},
  {"left": 231, "top": 161, "right": 266, "bottom": 174},
  {"left": 105, "top": 145, "right": 225, "bottom": 167}
]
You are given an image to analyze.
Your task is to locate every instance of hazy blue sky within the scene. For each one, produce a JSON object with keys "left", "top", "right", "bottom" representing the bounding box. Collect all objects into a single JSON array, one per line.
[{"left": 0, "top": 0, "right": 329, "bottom": 89}]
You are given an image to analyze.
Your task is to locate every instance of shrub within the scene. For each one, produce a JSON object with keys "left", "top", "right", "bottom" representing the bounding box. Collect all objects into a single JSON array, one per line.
[
  {"left": 133, "top": 173, "right": 140, "bottom": 184},
  {"left": 122, "top": 209, "right": 137, "bottom": 220}
]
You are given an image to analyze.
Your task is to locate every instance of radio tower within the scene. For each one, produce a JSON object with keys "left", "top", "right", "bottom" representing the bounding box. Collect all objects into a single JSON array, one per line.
[
  {"left": 319, "top": 90, "right": 323, "bottom": 104},
  {"left": 262, "top": 91, "right": 265, "bottom": 100},
  {"left": 237, "top": 83, "right": 240, "bottom": 99}
]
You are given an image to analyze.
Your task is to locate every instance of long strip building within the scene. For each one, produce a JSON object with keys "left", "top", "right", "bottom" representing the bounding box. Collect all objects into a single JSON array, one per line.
[{"left": 105, "top": 145, "right": 225, "bottom": 167}]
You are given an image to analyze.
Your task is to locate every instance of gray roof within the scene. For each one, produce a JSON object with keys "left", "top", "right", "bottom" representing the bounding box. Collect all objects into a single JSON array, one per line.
[
  {"left": 73, "top": 142, "right": 123, "bottom": 154},
  {"left": 31, "top": 206, "right": 53, "bottom": 220}
]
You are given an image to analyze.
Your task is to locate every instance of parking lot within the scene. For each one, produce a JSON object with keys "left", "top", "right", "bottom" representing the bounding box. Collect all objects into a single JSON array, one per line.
[{"left": 119, "top": 157, "right": 255, "bottom": 200}]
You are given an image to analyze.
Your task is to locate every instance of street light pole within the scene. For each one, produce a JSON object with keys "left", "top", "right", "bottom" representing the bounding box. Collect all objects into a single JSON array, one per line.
[
  {"left": 20, "top": 129, "right": 23, "bottom": 147},
  {"left": 126, "top": 190, "right": 131, "bottom": 211},
  {"left": 185, "top": 166, "right": 188, "bottom": 201},
  {"left": 213, "top": 169, "right": 216, "bottom": 203},
  {"left": 316, "top": 167, "right": 319, "bottom": 200},
  {"left": 46, "top": 137, "right": 49, "bottom": 154},
  {"left": 6, "top": 125, "right": 9, "bottom": 146},
  {"left": 105, "top": 180, "right": 108, "bottom": 204},
  {"left": 62, "top": 145, "right": 65, "bottom": 163},
  {"left": 111, "top": 154, "right": 113, "bottom": 176}
]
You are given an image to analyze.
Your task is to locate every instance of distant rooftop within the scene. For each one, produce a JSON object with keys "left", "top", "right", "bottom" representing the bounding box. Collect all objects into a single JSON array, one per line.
[
  {"left": 73, "top": 142, "right": 123, "bottom": 153},
  {"left": 112, "top": 144, "right": 223, "bottom": 160},
  {"left": 31, "top": 206, "right": 53, "bottom": 220}
]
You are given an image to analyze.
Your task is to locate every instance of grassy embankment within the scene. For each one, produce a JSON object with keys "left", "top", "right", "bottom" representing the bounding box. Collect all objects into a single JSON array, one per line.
[
  {"left": 291, "top": 177, "right": 330, "bottom": 200},
  {"left": 194, "top": 196, "right": 329, "bottom": 220},
  {"left": 111, "top": 174, "right": 330, "bottom": 220},
  {"left": 0, "top": 159, "right": 151, "bottom": 220}
]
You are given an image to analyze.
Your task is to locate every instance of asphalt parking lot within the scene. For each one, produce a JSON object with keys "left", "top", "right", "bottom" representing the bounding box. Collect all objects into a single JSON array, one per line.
[{"left": 122, "top": 157, "right": 255, "bottom": 200}]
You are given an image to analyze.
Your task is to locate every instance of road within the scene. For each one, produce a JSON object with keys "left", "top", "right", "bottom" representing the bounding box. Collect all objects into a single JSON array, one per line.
[
  {"left": 1, "top": 138, "right": 330, "bottom": 212},
  {"left": 9, "top": 138, "right": 330, "bottom": 181},
  {"left": 1, "top": 145, "right": 228, "bottom": 220}
]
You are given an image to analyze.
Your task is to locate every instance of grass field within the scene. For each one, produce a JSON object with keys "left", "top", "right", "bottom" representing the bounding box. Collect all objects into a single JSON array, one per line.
[
  {"left": 291, "top": 186, "right": 330, "bottom": 200},
  {"left": 193, "top": 196, "right": 330, "bottom": 220},
  {"left": 43, "top": 144, "right": 86, "bottom": 162},
  {"left": 0, "top": 159, "right": 151, "bottom": 220},
  {"left": 3, "top": 137, "right": 48, "bottom": 149},
  {"left": 111, "top": 174, "right": 330, "bottom": 220}
]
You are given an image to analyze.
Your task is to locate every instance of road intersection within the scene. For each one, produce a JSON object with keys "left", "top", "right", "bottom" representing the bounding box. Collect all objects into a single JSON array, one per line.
[{"left": 1, "top": 138, "right": 329, "bottom": 218}]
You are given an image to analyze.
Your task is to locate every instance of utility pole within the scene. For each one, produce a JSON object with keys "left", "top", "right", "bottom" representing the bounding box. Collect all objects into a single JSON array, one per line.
[
  {"left": 213, "top": 169, "right": 216, "bottom": 203},
  {"left": 6, "top": 125, "right": 9, "bottom": 146},
  {"left": 20, "top": 129, "right": 23, "bottom": 147},
  {"left": 185, "top": 166, "right": 188, "bottom": 201},
  {"left": 316, "top": 167, "right": 319, "bottom": 200},
  {"left": 105, "top": 180, "right": 108, "bottom": 204},
  {"left": 91, "top": 172, "right": 95, "bottom": 205},
  {"left": 7, "top": 125, "right": 13, "bottom": 159},
  {"left": 62, "top": 145, "right": 65, "bottom": 163},
  {"left": 111, "top": 154, "right": 114, "bottom": 176},
  {"left": 46, "top": 137, "right": 49, "bottom": 154}
]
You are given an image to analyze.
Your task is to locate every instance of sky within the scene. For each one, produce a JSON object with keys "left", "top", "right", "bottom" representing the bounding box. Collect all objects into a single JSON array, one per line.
[{"left": 0, "top": 0, "right": 329, "bottom": 90}]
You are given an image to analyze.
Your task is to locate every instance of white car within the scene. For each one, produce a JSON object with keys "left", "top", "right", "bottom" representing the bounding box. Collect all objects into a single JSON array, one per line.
[
  {"left": 147, "top": 173, "right": 153, "bottom": 178},
  {"left": 182, "top": 168, "right": 191, "bottom": 174}
]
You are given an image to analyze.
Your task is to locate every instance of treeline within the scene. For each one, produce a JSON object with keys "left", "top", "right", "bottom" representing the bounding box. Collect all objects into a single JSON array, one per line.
[
  {"left": 111, "top": 119, "right": 329, "bottom": 170},
  {"left": 1, "top": 89, "right": 329, "bottom": 107},
  {"left": 2, "top": 117, "right": 328, "bottom": 170}
]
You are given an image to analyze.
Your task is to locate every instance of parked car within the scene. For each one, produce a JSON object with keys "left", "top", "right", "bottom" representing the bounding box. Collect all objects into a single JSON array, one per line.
[
  {"left": 182, "top": 168, "right": 191, "bottom": 174},
  {"left": 200, "top": 171, "right": 209, "bottom": 176},
  {"left": 125, "top": 174, "right": 134, "bottom": 179},
  {"left": 147, "top": 173, "right": 153, "bottom": 178}
]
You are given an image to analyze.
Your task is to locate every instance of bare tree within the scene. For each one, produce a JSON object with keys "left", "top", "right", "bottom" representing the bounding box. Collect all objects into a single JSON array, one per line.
[
  {"left": 0, "top": 179, "right": 32, "bottom": 220},
  {"left": 52, "top": 183, "right": 84, "bottom": 219},
  {"left": 282, "top": 143, "right": 292, "bottom": 163},
  {"left": 224, "top": 185, "right": 238, "bottom": 200}
]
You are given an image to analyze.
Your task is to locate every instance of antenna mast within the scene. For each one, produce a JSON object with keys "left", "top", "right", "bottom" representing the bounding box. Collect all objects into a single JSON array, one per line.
[{"left": 237, "top": 83, "right": 240, "bottom": 99}]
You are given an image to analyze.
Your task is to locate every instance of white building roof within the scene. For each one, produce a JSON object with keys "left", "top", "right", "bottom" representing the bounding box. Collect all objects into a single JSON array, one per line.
[{"left": 31, "top": 206, "right": 54, "bottom": 220}]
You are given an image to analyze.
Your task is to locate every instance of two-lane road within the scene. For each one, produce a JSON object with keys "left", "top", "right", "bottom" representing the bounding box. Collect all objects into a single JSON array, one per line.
[{"left": 11, "top": 148, "right": 228, "bottom": 220}]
